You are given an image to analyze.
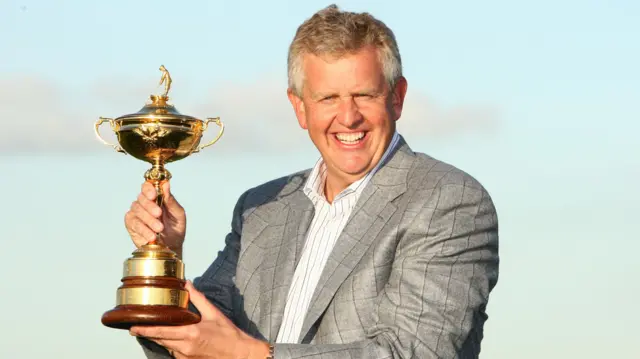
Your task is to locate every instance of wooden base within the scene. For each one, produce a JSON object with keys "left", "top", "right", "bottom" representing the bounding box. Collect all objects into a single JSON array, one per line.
[
  {"left": 102, "top": 245, "right": 201, "bottom": 330},
  {"left": 102, "top": 305, "right": 201, "bottom": 330}
]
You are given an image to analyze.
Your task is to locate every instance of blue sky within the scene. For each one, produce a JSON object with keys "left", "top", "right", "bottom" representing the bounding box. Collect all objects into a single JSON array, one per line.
[{"left": 1, "top": 0, "right": 638, "bottom": 358}]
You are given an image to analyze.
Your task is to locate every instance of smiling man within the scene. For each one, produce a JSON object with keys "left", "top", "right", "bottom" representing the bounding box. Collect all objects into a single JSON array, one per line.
[
  {"left": 288, "top": 40, "right": 403, "bottom": 204},
  {"left": 125, "top": 4, "right": 500, "bottom": 359}
]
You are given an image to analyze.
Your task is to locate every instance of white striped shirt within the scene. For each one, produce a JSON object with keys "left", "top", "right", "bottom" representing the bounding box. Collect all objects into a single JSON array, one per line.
[{"left": 276, "top": 131, "right": 400, "bottom": 343}]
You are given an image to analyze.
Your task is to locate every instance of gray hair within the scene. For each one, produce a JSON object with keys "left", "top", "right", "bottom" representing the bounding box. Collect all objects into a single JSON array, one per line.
[{"left": 287, "top": 4, "right": 403, "bottom": 97}]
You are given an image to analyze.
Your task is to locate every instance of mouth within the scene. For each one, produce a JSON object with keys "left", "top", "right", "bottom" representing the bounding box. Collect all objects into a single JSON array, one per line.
[{"left": 334, "top": 131, "right": 366, "bottom": 145}]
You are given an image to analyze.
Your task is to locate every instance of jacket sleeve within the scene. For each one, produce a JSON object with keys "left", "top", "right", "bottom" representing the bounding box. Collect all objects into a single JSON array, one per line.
[
  {"left": 137, "top": 190, "right": 249, "bottom": 358},
  {"left": 274, "top": 175, "right": 500, "bottom": 359}
]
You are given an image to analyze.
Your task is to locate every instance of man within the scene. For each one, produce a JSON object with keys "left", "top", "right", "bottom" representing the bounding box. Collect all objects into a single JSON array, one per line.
[{"left": 125, "top": 4, "right": 499, "bottom": 359}]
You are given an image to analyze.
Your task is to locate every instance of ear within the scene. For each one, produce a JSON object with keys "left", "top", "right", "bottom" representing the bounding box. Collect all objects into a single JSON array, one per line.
[
  {"left": 287, "top": 88, "right": 308, "bottom": 129},
  {"left": 390, "top": 76, "right": 408, "bottom": 121}
]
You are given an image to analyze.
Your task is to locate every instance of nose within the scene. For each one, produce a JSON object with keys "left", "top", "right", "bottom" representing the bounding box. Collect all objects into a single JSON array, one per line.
[{"left": 336, "top": 96, "right": 363, "bottom": 128}]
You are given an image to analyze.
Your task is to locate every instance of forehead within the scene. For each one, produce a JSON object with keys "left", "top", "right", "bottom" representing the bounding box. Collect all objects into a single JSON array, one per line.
[{"left": 301, "top": 47, "right": 385, "bottom": 92}]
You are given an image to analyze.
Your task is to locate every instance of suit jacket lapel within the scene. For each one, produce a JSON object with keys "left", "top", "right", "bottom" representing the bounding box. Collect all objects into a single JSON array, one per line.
[
  {"left": 298, "top": 139, "right": 416, "bottom": 342},
  {"left": 260, "top": 173, "right": 315, "bottom": 341}
]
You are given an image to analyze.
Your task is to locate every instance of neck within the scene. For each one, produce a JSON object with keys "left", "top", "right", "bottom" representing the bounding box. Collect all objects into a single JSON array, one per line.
[
  {"left": 320, "top": 132, "right": 399, "bottom": 202},
  {"left": 323, "top": 170, "right": 361, "bottom": 203}
]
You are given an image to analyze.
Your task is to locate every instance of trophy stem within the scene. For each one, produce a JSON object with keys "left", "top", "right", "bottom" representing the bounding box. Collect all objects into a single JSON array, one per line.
[{"left": 144, "top": 162, "right": 172, "bottom": 245}]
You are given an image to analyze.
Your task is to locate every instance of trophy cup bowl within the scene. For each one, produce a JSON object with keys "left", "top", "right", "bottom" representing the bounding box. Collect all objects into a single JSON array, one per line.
[{"left": 94, "top": 67, "right": 223, "bottom": 330}]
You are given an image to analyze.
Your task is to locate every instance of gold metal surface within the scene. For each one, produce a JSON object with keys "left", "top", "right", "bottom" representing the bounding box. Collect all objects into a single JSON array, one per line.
[
  {"left": 94, "top": 117, "right": 125, "bottom": 153},
  {"left": 94, "top": 65, "right": 224, "bottom": 165},
  {"left": 193, "top": 117, "right": 224, "bottom": 153},
  {"left": 124, "top": 258, "right": 184, "bottom": 278},
  {"left": 121, "top": 243, "right": 184, "bottom": 277},
  {"left": 158, "top": 65, "right": 172, "bottom": 98},
  {"left": 132, "top": 243, "right": 177, "bottom": 259},
  {"left": 116, "top": 287, "right": 189, "bottom": 307},
  {"left": 97, "top": 67, "right": 220, "bottom": 324},
  {"left": 95, "top": 65, "right": 224, "bottom": 247}
]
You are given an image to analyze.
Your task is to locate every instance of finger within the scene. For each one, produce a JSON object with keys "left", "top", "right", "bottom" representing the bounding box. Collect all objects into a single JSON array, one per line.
[
  {"left": 124, "top": 210, "right": 155, "bottom": 243},
  {"left": 130, "top": 325, "right": 190, "bottom": 340},
  {"left": 152, "top": 339, "right": 187, "bottom": 355},
  {"left": 137, "top": 191, "right": 162, "bottom": 218},
  {"left": 150, "top": 340, "right": 188, "bottom": 359},
  {"left": 127, "top": 216, "right": 158, "bottom": 243},
  {"left": 185, "top": 280, "right": 219, "bottom": 320},
  {"left": 128, "top": 330, "right": 183, "bottom": 358},
  {"left": 161, "top": 180, "right": 171, "bottom": 199},
  {"left": 131, "top": 200, "right": 164, "bottom": 232},
  {"left": 141, "top": 181, "right": 158, "bottom": 201}
]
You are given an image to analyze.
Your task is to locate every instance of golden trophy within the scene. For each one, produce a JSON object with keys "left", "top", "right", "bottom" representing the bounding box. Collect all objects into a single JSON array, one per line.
[{"left": 94, "top": 65, "right": 223, "bottom": 330}]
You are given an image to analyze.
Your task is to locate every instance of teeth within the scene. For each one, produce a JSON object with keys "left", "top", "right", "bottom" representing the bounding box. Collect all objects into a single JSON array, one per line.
[{"left": 336, "top": 132, "right": 365, "bottom": 144}]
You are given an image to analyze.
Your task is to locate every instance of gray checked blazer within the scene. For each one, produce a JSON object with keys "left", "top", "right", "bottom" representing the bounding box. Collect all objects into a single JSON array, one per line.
[{"left": 138, "top": 135, "right": 500, "bottom": 358}]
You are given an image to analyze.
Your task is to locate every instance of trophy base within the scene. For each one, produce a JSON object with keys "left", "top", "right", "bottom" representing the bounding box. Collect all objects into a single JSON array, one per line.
[
  {"left": 102, "top": 305, "right": 201, "bottom": 330},
  {"left": 102, "top": 243, "right": 201, "bottom": 330}
]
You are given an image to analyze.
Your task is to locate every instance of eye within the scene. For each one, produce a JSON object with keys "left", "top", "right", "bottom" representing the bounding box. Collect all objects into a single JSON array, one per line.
[
  {"left": 354, "top": 93, "right": 374, "bottom": 100},
  {"left": 320, "top": 95, "right": 338, "bottom": 103}
]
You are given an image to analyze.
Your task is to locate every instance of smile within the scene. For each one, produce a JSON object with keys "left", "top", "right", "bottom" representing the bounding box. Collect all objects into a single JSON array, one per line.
[{"left": 335, "top": 132, "right": 365, "bottom": 145}]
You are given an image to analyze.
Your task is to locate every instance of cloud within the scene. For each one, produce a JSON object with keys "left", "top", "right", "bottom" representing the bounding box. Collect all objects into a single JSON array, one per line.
[
  {"left": 399, "top": 93, "right": 501, "bottom": 139},
  {"left": 0, "top": 73, "right": 501, "bottom": 155},
  {"left": 0, "top": 75, "right": 96, "bottom": 153}
]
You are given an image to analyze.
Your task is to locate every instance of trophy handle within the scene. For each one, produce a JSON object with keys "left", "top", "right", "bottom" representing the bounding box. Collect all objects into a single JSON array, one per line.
[
  {"left": 95, "top": 117, "right": 125, "bottom": 153},
  {"left": 193, "top": 117, "right": 224, "bottom": 153}
]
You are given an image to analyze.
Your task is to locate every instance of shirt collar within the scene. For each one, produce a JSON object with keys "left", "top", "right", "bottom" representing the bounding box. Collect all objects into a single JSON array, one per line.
[{"left": 303, "top": 131, "right": 400, "bottom": 203}]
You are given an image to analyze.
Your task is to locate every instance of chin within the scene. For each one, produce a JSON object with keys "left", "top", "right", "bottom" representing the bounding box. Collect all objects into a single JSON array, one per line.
[{"left": 337, "top": 162, "right": 371, "bottom": 176}]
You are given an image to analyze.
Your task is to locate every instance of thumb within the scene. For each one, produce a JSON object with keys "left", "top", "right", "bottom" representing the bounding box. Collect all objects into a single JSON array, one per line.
[
  {"left": 161, "top": 181, "right": 183, "bottom": 212},
  {"left": 185, "top": 280, "right": 219, "bottom": 321}
]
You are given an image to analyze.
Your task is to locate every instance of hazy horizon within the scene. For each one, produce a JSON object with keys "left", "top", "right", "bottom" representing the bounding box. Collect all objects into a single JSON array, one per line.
[{"left": 1, "top": 0, "right": 638, "bottom": 358}]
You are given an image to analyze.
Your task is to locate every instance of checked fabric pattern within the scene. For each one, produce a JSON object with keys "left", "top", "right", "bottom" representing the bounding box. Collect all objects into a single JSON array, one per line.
[{"left": 138, "top": 135, "right": 500, "bottom": 359}]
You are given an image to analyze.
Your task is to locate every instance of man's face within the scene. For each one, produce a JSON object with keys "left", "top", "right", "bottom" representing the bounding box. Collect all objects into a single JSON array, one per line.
[{"left": 288, "top": 46, "right": 408, "bottom": 184}]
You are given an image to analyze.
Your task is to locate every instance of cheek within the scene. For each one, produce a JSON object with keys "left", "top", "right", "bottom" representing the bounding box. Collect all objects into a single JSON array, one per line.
[
  {"left": 360, "top": 110, "right": 389, "bottom": 128},
  {"left": 306, "top": 105, "right": 336, "bottom": 132},
  {"left": 356, "top": 101, "right": 390, "bottom": 122}
]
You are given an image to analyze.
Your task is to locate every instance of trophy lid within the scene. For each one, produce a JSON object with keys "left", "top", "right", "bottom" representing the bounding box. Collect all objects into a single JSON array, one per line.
[
  {"left": 114, "top": 65, "right": 201, "bottom": 123},
  {"left": 114, "top": 94, "right": 201, "bottom": 123}
]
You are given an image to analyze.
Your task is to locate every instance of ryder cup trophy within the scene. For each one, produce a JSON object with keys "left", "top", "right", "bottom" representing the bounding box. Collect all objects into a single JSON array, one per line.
[{"left": 94, "top": 65, "right": 224, "bottom": 330}]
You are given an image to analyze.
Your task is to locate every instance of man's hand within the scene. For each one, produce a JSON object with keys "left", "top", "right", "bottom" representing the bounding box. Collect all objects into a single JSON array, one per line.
[
  {"left": 124, "top": 181, "right": 187, "bottom": 254},
  {"left": 130, "top": 281, "right": 270, "bottom": 359}
]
